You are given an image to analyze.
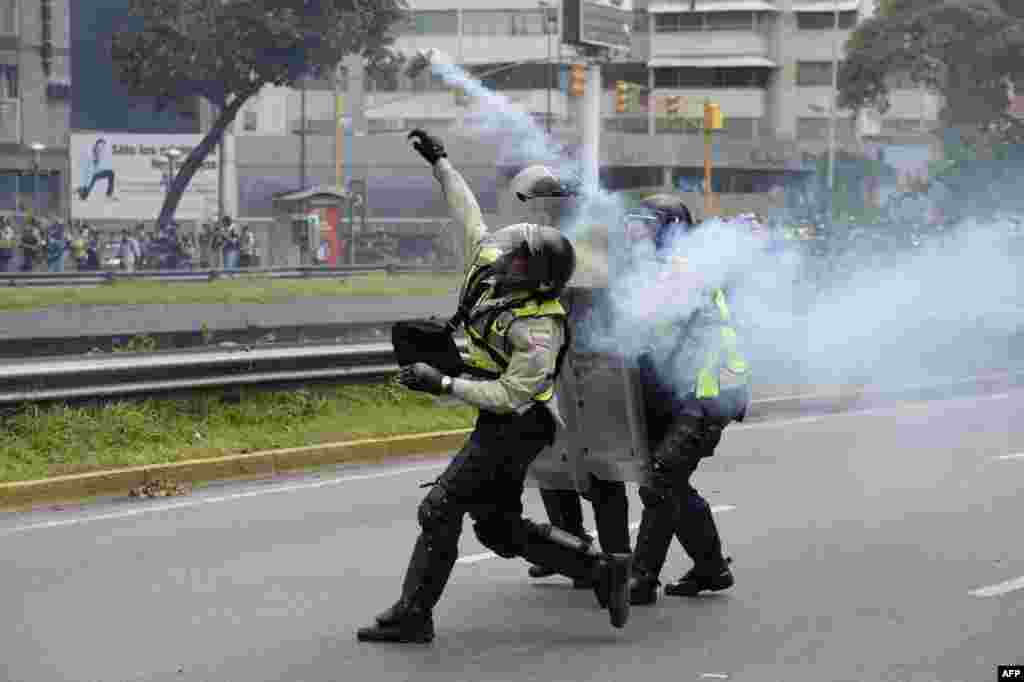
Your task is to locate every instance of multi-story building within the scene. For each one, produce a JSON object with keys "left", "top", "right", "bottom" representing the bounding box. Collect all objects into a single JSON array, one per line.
[
  {"left": 235, "top": 0, "right": 941, "bottom": 226},
  {"left": 0, "top": 0, "right": 72, "bottom": 222}
]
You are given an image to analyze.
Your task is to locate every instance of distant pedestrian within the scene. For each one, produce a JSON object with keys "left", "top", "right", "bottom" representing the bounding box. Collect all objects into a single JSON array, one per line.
[
  {"left": 119, "top": 229, "right": 140, "bottom": 272},
  {"left": 46, "top": 223, "right": 69, "bottom": 273},
  {"left": 20, "top": 222, "right": 42, "bottom": 272},
  {"left": 0, "top": 219, "right": 14, "bottom": 272},
  {"left": 240, "top": 225, "right": 257, "bottom": 268}
]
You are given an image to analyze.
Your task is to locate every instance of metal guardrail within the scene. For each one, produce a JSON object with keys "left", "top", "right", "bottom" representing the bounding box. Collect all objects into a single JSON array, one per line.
[
  {"left": 1, "top": 265, "right": 457, "bottom": 287},
  {"left": 0, "top": 339, "right": 468, "bottom": 405}
]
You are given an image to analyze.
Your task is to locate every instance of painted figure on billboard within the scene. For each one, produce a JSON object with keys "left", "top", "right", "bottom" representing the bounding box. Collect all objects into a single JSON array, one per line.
[{"left": 76, "top": 138, "right": 117, "bottom": 201}]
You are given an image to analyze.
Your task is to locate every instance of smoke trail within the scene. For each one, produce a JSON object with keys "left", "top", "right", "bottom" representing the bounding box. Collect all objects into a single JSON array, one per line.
[{"left": 422, "top": 52, "right": 632, "bottom": 246}]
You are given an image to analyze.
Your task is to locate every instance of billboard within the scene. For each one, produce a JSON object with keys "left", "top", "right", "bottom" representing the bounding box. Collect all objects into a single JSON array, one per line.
[
  {"left": 70, "top": 133, "right": 218, "bottom": 222},
  {"left": 563, "top": 0, "right": 632, "bottom": 51}
]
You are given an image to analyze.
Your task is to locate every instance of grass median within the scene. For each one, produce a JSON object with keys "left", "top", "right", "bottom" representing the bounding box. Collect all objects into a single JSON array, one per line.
[
  {"left": 0, "top": 272, "right": 461, "bottom": 312},
  {"left": 0, "top": 383, "right": 476, "bottom": 483}
]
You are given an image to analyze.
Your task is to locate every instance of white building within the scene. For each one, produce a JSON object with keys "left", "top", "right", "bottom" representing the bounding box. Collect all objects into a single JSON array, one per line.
[{"left": 233, "top": 0, "right": 943, "bottom": 235}]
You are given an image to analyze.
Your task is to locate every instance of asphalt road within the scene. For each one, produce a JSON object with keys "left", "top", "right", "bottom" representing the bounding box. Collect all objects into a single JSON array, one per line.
[{"left": 3, "top": 390, "right": 1023, "bottom": 682}]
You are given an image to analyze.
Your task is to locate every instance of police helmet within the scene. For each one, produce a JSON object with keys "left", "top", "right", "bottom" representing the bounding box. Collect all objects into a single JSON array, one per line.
[
  {"left": 510, "top": 165, "right": 580, "bottom": 202},
  {"left": 477, "top": 223, "right": 576, "bottom": 298},
  {"left": 625, "top": 194, "right": 695, "bottom": 253}
]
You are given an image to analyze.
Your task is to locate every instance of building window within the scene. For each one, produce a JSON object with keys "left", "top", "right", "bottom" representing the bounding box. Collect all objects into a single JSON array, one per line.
[
  {"left": 0, "top": 0, "right": 16, "bottom": 35},
  {"left": 243, "top": 109, "right": 258, "bottom": 132},
  {"left": 463, "top": 10, "right": 553, "bottom": 36},
  {"left": 404, "top": 10, "right": 458, "bottom": 35},
  {"left": 796, "top": 11, "right": 858, "bottom": 30},
  {"left": 0, "top": 64, "right": 17, "bottom": 98},
  {"left": 655, "top": 13, "right": 703, "bottom": 32},
  {"left": 655, "top": 11, "right": 756, "bottom": 32},
  {"left": 633, "top": 10, "right": 648, "bottom": 33},
  {"left": 796, "top": 61, "right": 839, "bottom": 87},
  {"left": 654, "top": 67, "right": 770, "bottom": 89}
]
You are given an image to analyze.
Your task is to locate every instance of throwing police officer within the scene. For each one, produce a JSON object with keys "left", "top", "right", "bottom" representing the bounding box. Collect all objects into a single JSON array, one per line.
[
  {"left": 356, "top": 131, "right": 633, "bottom": 644},
  {"left": 623, "top": 195, "right": 751, "bottom": 605}
]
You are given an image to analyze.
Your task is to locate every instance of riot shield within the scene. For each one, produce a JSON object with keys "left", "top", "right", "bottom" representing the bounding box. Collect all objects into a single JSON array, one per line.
[{"left": 527, "top": 286, "right": 650, "bottom": 494}]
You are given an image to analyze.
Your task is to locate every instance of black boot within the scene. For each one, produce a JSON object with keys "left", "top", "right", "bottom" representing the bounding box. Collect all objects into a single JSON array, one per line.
[
  {"left": 357, "top": 599, "right": 435, "bottom": 643},
  {"left": 591, "top": 553, "right": 633, "bottom": 628},
  {"left": 664, "top": 557, "right": 734, "bottom": 597},
  {"left": 527, "top": 531, "right": 594, "bottom": 586},
  {"left": 628, "top": 569, "right": 659, "bottom": 606},
  {"left": 357, "top": 533, "right": 455, "bottom": 644}
]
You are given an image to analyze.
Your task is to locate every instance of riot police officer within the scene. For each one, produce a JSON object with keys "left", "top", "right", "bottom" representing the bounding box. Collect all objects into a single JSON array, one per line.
[
  {"left": 624, "top": 195, "right": 750, "bottom": 605},
  {"left": 356, "top": 130, "right": 633, "bottom": 644}
]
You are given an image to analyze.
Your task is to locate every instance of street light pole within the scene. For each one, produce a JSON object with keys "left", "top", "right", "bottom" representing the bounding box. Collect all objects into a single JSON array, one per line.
[
  {"left": 827, "top": 0, "right": 840, "bottom": 193},
  {"left": 540, "top": 1, "right": 553, "bottom": 134}
]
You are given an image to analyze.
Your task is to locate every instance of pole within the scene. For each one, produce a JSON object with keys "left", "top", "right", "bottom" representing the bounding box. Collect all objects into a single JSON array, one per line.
[
  {"left": 300, "top": 74, "right": 307, "bottom": 190},
  {"left": 582, "top": 61, "right": 601, "bottom": 190},
  {"left": 334, "top": 66, "right": 342, "bottom": 188},
  {"left": 827, "top": 0, "right": 839, "bottom": 194},
  {"left": 543, "top": 2, "right": 552, "bottom": 134},
  {"left": 33, "top": 151, "right": 40, "bottom": 217},
  {"left": 704, "top": 102, "right": 713, "bottom": 218}
]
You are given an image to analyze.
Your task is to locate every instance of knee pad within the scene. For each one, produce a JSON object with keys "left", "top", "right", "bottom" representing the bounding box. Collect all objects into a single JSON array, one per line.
[
  {"left": 473, "top": 515, "right": 524, "bottom": 558},
  {"left": 418, "top": 485, "right": 460, "bottom": 544}
]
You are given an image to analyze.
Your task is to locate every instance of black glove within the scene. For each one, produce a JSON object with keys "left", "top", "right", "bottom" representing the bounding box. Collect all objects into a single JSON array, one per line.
[
  {"left": 398, "top": 362, "right": 449, "bottom": 395},
  {"left": 408, "top": 129, "right": 447, "bottom": 166}
]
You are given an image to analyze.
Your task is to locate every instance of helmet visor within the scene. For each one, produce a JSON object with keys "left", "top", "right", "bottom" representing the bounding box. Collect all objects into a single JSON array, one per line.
[{"left": 624, "top": 211, "right": 662, "bottom": 242}]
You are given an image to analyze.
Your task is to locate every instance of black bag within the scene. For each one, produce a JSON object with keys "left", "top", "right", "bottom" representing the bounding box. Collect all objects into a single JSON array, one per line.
[{"left": 391, "top": 318, "right": 465, "bottom": 378}]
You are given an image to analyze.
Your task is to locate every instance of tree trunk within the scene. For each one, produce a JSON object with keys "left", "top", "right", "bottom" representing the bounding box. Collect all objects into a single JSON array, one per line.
[{"left": 156, "top": 95, "right": 250, "bottom": 229}]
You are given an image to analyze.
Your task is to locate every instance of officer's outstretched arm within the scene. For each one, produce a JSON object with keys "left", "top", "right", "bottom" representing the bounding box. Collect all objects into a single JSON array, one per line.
[
  {"left": 450, "top": 317, "right": 563, "bottom": 413},
  {"left": 408, "top": 129, "right": 488, "bottom": 253},
  {"left": 434, "top": 157, "right": 488, "bottom": 255}
]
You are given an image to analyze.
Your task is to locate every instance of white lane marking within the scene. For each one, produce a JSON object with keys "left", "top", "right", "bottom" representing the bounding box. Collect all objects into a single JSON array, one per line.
[
  {"left": 456, "top": 505, "right": 737, "bottom": 566},
  {"left": 3, "top": 389, "right": 1015, "bottom": 536},
  {"left": 0, "top": 462, "right": 448, "bottom": 537},
  {"left": 700, "top": 674, "right": 730, "bottom": 680},
  {"left": 734, "top": 392, "right": 1014, "bottom": 432},
  {"left": 993, "top": 453, "right": 1024, "bottom": 461},
  {"left": 969, "top": 575, "right": 1024, "bottom": 598}
]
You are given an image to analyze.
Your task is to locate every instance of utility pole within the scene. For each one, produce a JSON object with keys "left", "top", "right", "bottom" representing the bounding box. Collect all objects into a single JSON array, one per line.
[
  {"left": 539, "top": 0, "right": 553, "bottom": 134},
  {"left": 581, "top": 60, "right": 602, "bottom": 190},
  {"left": 827, "top": 0, "right": 840, "bottom": 194},
  {"left": 299, "top": 74, "right": 307, "bottom": 191}
]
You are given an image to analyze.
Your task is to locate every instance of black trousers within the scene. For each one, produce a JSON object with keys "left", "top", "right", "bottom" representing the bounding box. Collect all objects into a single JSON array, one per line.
[
  {"left": 397, "top": 405, "right": 606, "bottom": 612},
  {"left": 537, "top": 476, "right": 631, "bottom": 555},
  {"left": 633, "top": 402, "right": 728, "bottom": 581}
]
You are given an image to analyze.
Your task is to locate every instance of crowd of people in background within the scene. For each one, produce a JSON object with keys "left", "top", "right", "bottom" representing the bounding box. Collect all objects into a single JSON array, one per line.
[{"left": 0, "top": 215, "right": 257, "bottom": 274}]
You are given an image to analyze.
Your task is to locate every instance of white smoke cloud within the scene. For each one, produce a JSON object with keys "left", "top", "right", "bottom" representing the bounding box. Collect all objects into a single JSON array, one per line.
[{"left": 414, "top": 50, "right": 1023, "bottom": 392}]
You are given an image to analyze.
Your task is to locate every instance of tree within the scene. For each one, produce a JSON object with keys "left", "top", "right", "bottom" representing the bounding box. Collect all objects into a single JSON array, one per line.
[
  {"left": 110, "top": 0, "right": 409, "bottom": 229},
  {"left": 838, "top": 0, "right": 1024, "bottom": 144}
]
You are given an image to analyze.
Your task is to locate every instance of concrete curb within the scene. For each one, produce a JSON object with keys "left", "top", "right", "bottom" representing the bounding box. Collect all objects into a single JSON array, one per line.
[
  {"left": 2, "top": 369, "right": 1021, "bottom": 512},
  {"left": 0, "top": 430, "right": 471, "bottom": 512}
]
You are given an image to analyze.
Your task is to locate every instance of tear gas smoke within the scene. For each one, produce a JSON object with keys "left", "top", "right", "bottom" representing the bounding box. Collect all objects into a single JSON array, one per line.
[
  {"left": 410, "top": 50, "right": 1022, "bottom": 393},
  {"left": 585, "top": 215, "right": 1022, "bottom": 391}
]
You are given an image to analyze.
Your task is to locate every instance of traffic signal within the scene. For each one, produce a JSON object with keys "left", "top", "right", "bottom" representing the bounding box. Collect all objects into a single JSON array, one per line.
[
  {"left": 704, "top": 101, "right": 724, "bottom": 130},
  {"left": 666, "top": 95, "right": 681, "bottom": 117},
  {"left": 569, "top": 64, "right": 585, "bottom": 97},
  {"left": 615, "top": 81, "right": 628, "bottom": 114}
]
